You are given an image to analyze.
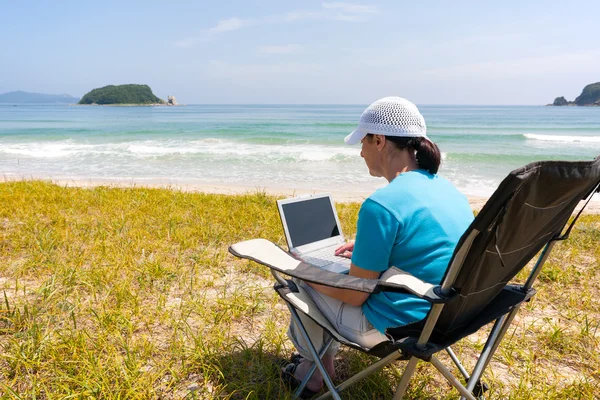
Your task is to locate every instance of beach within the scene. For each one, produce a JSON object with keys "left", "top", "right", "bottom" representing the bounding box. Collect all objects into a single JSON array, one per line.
[
  {"left": 1, "top": 103, "right": 600, "bottom": 398},
  {"left": 5, "top": 176, "right": 599, "bottom": 213},
  {"left": 5, "top": 1, "right": 600, "bottom": 397},
  {"left": 0, "top": 180, "right": 599, "bottom": 398}
]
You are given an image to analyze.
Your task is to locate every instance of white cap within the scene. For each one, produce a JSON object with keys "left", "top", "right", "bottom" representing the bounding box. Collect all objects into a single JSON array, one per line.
[{"left": 344, "top": 97, "right": 428, "bottom": 145}]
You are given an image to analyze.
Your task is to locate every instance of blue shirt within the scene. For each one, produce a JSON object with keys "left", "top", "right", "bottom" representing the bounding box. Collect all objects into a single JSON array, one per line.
[{"left": 351, "top": 170, "right": 474, "bottom": 334}]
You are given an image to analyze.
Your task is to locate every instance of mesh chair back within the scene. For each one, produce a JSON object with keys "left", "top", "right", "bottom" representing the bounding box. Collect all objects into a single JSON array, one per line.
[{"left": 388, "top": 156, "right": 600, "bottom": 344}]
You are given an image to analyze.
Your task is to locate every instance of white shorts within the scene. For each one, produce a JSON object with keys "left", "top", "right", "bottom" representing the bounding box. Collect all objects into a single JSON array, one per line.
[{"left": 287, "top": 280, "right": 388, "bottom": 361}]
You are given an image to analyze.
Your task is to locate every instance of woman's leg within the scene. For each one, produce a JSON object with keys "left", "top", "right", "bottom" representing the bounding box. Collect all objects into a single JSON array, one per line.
[
  {"left": 286, "top": 281, "right": 387, "bottom": 391},
  {"left": 287, "top": 310, "right": 340, "bottom": 362},
  {"left": 286, "top": 282, "right": 341, "bottom": 391},
  {"left": 286, "top": 280, "right": 344, "bottom": 362},
  {"left": 289, "top": 281, "right": 387, "bottom": 352},
  {"left": 334, "top": 302, "right": 388, "bottom": 348}
]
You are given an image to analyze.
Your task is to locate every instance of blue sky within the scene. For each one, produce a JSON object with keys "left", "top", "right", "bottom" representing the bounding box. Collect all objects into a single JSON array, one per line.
[{"left": 1, "top": 0, "right": 599, "bottom": 104}]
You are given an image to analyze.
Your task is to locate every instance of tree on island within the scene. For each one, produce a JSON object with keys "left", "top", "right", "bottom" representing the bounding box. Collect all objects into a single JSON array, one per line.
[
  {"left": 574, "top": 82, "right": 600, "bottom": 106},
  {"left": 552, "top": 96, "right": 569, "bottom": 106},
  {"left": 78, "top": 84, "right": 165, "bottom": 105},
  {"left": 550, "top": 82, "right": 600, "bottom": 106}
]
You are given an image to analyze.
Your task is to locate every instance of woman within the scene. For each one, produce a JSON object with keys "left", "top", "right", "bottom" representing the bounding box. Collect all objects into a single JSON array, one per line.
[{"left": 283, "top": 97, "right": 474, "bottom": 395}]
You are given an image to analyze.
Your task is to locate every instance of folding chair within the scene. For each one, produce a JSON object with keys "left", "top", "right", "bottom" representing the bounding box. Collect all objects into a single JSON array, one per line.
[{"left": 229, "top": 156, "right": 600, "bottom": 399}]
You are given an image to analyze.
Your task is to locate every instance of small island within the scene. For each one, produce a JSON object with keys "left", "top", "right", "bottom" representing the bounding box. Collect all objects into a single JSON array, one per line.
[
  {"left": 549, "top": 82, "right": 600, "bottom": 106},
  {"left": 78, "top": 84, "right": 175, "bottom": 106}
]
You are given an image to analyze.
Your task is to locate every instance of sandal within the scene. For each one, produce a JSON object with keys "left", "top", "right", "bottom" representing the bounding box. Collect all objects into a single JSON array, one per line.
[
  {"left": 281, "top": 361, "right": 320, "bottom": 399},
  {"left": 290, "top": 352, "right": 303, "bottom": 365},
  {"left": 290, "top": 353, "right": 337, "bottom": 381}
]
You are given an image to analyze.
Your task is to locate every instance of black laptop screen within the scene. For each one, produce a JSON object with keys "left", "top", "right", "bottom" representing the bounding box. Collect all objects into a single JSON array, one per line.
[{"left": 282, "top": 197, "right": 340, "bottom": 247}]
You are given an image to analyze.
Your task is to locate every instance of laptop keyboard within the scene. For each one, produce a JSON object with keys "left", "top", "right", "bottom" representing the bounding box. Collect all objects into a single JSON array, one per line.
[{"left": 301, "top": 248, "right": 351, "bottom": 267}]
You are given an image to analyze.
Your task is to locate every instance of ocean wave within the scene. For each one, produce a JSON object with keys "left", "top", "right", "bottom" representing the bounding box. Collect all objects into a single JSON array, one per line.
[
  {"left": 523, "top": 133, "right": 600, "bottom": 143},
  {"left": 1, "top": 141, "right": 97, "bottom": 158},
  {"left": 121, "top": 139, "right": 362, "bottom": 162},
  {"left": 127, "top": 144, "right": 203, "bottom": 155},
  {"left": 432, "top": 126, "right": 600, "bottom": 133},
  {"left": 0, "top": 138, "right": 361, "bottom": 163},
  {"left": 429, "top": 131, "right": 600, "bottom": 143}
]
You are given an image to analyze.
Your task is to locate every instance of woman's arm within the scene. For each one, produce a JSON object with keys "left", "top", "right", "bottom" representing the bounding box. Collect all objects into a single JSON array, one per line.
[
  {"left": 309, "top": 199, "right": 394, "bottom": 306},
  {"left": 305, "top": 262, "right": 380, "bottom": 307}
]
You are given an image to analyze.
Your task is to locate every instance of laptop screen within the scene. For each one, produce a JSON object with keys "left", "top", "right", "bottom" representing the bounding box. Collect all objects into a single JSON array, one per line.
[{"left": 281, "top": 197, "right": 341, "bottom": 247}]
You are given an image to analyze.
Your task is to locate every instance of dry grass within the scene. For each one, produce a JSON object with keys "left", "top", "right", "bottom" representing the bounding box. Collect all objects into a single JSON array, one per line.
[{"left": 0, "top": 181, "right": 598, "bottom": 399}]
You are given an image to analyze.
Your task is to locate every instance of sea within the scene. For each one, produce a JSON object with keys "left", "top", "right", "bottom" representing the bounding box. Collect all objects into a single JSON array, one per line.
[{"left": 0, "top": 104, "right": 599, "bottom": 198}]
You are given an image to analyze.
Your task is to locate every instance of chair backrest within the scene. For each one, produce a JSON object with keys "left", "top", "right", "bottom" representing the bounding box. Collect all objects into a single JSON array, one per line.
[{"left": 388, "top": 156, "right": 600, "bottom": 344}]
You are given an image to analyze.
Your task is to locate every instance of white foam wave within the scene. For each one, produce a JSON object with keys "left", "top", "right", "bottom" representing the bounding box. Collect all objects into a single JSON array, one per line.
[
  {"left": 0, "top": 138, "right": 362, "bottom": 162},
  {"left": 524, "top": 133, "right": 600, "bottom": 143},
  {"left": 124, "top": 139, "right": 360, "bottom": 161},
  {"left": 127, "top": 144, "right": 201, "bottom": 155},
  {"left": 1, "top": 142, "right": 96, "bottom": 158}
]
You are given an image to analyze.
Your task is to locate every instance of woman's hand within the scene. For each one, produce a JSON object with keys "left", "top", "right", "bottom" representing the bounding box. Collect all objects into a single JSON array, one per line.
[{"left": 334, "top": 241, "right": 355, "bottom": 258}]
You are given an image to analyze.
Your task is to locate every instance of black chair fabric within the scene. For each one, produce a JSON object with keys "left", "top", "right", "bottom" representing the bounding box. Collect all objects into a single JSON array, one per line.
[{"left": 388, "top": 156, "right": 600, "bottom": 344}]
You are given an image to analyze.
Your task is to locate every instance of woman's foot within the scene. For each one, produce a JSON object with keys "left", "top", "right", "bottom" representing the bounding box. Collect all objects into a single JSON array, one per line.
[
  {"left": 292, "top": 354, "right": 336, "bottom": 392},
  {"left": 292, "top": 359, "right": 323, "bottom": 392}
]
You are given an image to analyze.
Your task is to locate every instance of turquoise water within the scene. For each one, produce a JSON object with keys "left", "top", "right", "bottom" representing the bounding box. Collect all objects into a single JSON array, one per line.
[{"left": 0, "top": 104, "right": 598, "bottom": 196}]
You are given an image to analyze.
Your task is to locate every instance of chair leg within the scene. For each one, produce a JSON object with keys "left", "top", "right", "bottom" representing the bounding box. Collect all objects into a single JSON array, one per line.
[
  {"left": 460, "top": 306, "right": 520, "bottom": 400},
  {"left": 298, "top": 337, "right": 334, "bottom": 395},
  {"left": 289, "top": 306, "right": 342, "bottom": 400},
  {"left": 446, "top": 347, "right": 470, "bottom": 381},
  {"left": 286, "top": 302, "right": 334, "bottom": 396},
  {"left": 393, "top": 356, "right": 419, "bottom": 400},
  {"left": 447, "top": 347, "right": 490, "bottom": 398},
  {"left": 430, "top": 356, "right": 477, "bottom": 400},
  {"left": 314, "top": 350, "right": 405, "bottom": 400}
]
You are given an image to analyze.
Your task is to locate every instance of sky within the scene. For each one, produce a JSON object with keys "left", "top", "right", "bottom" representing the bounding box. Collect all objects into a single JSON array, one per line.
[{"left": 1, "top": 0, "right": 599, "bottom": 104}]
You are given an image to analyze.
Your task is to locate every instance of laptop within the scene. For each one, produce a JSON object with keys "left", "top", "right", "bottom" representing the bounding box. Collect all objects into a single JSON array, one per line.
[{"left": 277, "top": 194, "right": 351, "bottom": 274}]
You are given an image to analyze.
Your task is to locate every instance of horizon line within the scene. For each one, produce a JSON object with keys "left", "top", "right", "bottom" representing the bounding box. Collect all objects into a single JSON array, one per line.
[{"left": 0, "top": 102, "right": 564, "bottom": 107}]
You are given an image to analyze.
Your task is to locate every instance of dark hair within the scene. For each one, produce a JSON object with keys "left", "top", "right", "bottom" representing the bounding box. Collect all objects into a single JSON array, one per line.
[{"left": 368, "top": 134, "right": 442, "bottom": 174}]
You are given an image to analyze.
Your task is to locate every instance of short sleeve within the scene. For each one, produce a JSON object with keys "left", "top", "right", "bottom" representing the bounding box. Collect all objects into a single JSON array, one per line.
[{"left": 351, "top": 199, "right": 400, "bottom": 272}]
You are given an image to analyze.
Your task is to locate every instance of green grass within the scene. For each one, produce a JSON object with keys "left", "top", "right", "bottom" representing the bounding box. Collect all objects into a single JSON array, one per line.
[{"left": 0, "top": 181, "right": 599, "bottom": 399}]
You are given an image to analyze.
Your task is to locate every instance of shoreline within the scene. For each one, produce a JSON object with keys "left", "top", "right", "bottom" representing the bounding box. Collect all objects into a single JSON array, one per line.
[{"left": 2, "top": 176, "right": 599, "bottom": 213}]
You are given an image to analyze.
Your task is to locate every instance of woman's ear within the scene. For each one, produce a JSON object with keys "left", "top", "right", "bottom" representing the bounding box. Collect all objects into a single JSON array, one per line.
[{"left": 375, "top": 134, "right": 386, "bottom": 151}]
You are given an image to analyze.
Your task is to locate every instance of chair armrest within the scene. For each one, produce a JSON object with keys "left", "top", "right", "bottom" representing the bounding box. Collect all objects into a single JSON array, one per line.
[
  {"left": 229, "top": 239, "right": 379, "bottom": 293},
  {"left": 378, "top": 267, "right": 453, "bottom": 303},
  {"left": 229, "top": 239, "right": 455, "bottom": 302}
]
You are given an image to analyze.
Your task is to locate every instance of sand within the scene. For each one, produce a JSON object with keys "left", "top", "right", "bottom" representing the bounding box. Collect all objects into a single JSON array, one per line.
[{"left": 3, "top": 177, "right": 598, "bottom": 214}]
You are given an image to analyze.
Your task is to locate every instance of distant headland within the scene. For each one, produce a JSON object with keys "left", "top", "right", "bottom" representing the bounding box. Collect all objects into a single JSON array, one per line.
[
  {"left": 78, "top": 84, "right": 178, "bottom": 106},
  {"left": 549, "top": 82, "right": 600, "bottom": 106},
  {"left": 0, "top": 90, "right": 79, "bottom": 104}
]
